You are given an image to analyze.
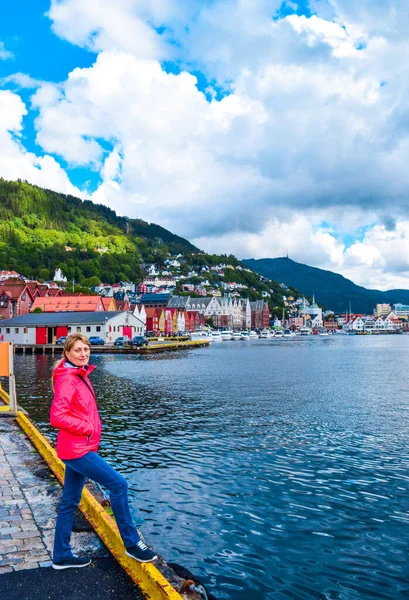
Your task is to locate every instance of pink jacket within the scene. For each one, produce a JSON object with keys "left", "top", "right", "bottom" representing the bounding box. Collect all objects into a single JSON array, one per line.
[{"left": 50, "top": 361, "right": 102, "bottom": 460}]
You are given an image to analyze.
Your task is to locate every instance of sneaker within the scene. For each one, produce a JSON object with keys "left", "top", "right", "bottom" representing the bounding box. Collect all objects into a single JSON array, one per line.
[
  {"left": 125, "top": 540, "right": 157, "bottom": 563},
  {"left": 52, "top": 556, "right": 91, "bottom": 570}
]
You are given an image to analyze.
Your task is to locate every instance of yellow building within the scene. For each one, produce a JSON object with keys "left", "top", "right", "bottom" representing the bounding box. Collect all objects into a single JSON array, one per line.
[{"left": 376, "top": 303, "right": 391, "bottom": 317}]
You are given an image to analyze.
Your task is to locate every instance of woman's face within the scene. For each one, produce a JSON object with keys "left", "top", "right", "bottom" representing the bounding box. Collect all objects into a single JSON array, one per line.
[{"left": 65, "top": 340, "right": 90, "bottom": 367}]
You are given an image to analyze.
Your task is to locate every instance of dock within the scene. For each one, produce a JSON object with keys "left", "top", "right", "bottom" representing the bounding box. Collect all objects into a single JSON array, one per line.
[{"left": 13, "top": 340, "right": 209, "bottom": 355}]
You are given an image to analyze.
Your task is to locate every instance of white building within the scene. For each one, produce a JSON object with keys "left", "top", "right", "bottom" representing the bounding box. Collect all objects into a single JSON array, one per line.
[
  {"left": 133, "top": 304, "right": 146, "bottom": 325},
  {"left": 143, "top": 277, "right": 176, "bottom": 288},
  {"left": 0, "top": 311, "right": 145, "bottom": 345},
  {"left": 53, "top": 268, "right": 67, "bottom": 283},
  {"left": 393, "top": 304, "right": 409, "bottom": 317},
  {"left": 299, "top": 295, "right": 323, "bottom": 329}
]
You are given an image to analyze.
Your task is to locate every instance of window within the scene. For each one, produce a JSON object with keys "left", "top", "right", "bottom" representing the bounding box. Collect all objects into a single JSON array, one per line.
[
  {"left": 86, "top": 326, "right": 91, "bottom": 332},
  {"left": 76, "top": 327, "right": 81, "bottom": 332},
  {"left": 24, "top": 328, "right": 28, "bottom": 334},
  {"left": 21, "top": 294, "right": 26, "bottom": 301},
  {"left": 68, "top": 327, "right": 72, "bottom": 332},
  {"left": 6, "top": 328, "right": 10, "bottom": 334},
  {"left": 15, "top": 328, "right": 19, "bottom": 334},
  {"left": 96, "top": 326, "right": 101, "bottom": 332}
]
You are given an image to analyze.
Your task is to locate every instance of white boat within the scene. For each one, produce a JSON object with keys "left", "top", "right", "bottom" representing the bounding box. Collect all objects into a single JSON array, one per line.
[
  {"left": 249, "top": 331, "right": 259, "bottom": 339},
  {"left": 189, "top": 329, "right": 212, "bottom": 342},
  {"left": 274, "top": 330, "right": 284, "bottom": 338},
  {"left": 260, "top": 329, "right": 272, "bottom": 338},
  {"left": 220, "top": 330, "right": 233, "bottom": 341},
  {"left": 210, "top": 331, "right": 223, "bottom": 341},
  {"left": 283, "top": 329, "right": 294, "bottom": 338},
  {"left": 240, "top": 331, "right": 250, "bottom": 340},
  {"left": 319, "top": 330, "right": 329, "bottom": 336},
  {"left": 299, "top": 327, "right": 312, "bottom": 336},
  {"left": 232, "top": 331, "right": 242, "bottom": 340}
]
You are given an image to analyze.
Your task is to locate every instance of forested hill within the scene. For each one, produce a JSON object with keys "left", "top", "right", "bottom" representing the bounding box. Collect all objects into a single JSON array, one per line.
[
  {"left": 244, "top": 256, "right": 409, "bottom": 314},
  {"left": 0, "top": 179, "right": 293, "bottom": 309},
  {"left": 0, "top": 178, "right": 199, "bottom": 285}
]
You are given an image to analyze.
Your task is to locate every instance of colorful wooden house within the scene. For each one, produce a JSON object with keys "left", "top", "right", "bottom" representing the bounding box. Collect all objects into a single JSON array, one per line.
[
  {"left": 145, "top": 307, "right": 159, "bottom": 333},
  {"left": 0, "top": 283, "right": 35, "bottom": 319},
  {"left": 158, "top": 309, "right": 166, "bottom": 334}
]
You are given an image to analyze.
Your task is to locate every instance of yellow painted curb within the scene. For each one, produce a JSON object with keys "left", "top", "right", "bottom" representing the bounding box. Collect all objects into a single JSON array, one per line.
[
  {"left": 0, "top": 385, "right": 13, "bottom": 412},
  {"left": 0, "top": 385, "right": 183, "bottom": 600}
]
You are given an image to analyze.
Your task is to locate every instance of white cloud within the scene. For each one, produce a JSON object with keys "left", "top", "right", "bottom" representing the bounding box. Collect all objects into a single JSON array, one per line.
[
  {"left": 0, "top": 90, "right": 83, "bottom": 197},
  {"left": 0, "top": 41, "right": 13, "bottom": 60},
  {"left": 1, "top": 73, "right": 44, "bottom": 89},
  {"left": 47, "top": 0, "right": 173, "bottom": 60}
]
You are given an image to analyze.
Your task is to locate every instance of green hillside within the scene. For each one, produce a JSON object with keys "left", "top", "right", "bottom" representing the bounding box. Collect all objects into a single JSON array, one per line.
[
  {"left": 0, "top": 178, "right": 198, "bottom": 285},
  {"left": 244, "top": 256, "right": 409, "bottom": 314},
  {"left": 0, "top": 179, "right": 293, "bottom": 311}
]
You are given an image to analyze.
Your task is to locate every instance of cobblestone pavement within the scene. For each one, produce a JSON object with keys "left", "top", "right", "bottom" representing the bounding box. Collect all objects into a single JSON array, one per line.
[{"left": 0, "top": 416, "right": 107, "bottom": 575}]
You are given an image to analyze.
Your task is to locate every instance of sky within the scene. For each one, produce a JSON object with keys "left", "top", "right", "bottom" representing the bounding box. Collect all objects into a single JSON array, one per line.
[{"left": 1, "top": 0, "right": 409, "bottom": 291}]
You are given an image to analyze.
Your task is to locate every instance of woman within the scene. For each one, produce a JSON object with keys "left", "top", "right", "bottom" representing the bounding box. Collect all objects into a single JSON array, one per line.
[{"left": 50, "top": 333, "right": 157, "bottom": 570}]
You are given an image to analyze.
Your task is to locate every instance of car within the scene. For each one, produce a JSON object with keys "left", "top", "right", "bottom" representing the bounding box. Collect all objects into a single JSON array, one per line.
[
  {"left": 88, "top": 336, "right": 105, "bottom": 346},
  {"left": 113, "top": 336, "right": 132, "bottom": 346},
  {"left": 55, "top": 336, "right": 67, "bottom": 345},
  {"left": 132, "top": 336, "right": 148, "bottom": 347}
]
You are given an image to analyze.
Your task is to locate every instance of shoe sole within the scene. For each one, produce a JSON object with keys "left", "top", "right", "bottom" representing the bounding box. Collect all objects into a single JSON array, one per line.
[
  {"left": 125, "top": 550, "right": 157, "bottom": 563},
  {"left": 52, "top": 560, "right": 91, "bottom": 570}
]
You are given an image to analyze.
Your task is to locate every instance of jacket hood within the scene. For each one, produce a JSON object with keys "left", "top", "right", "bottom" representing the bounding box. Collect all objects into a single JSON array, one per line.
[{"left": 52, "top": 360, "right": 96, "bottom": 382}]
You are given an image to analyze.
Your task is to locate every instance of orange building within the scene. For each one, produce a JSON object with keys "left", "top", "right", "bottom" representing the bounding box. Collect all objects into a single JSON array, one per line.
[
  {"left": 101, "top": 297, "right": 117, "bottom": 311},
  {"left": 31, "top": 296, "right": 105, "bottom": 313}
]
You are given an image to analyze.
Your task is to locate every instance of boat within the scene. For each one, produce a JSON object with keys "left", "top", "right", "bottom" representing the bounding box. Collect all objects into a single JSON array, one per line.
[
  {"left": 283, "top": 329, "right": 294, "bottom": 338},
  {"left": 232, "top": 331, "right": 242, "bottom": 340},
  {"left": 274, "top": 330, "right": 284, "bottom": 338},
  {"left": 319, "top": 330, "right": 329, "bottom": 336},
  {"left": 260, "top": 329, "right": 272, "bottom": 338},
  {"left": 249, "top": 331, "right": 259, "bottom": 339},
  {"left": 189, "top": 329, "right": 212, "bottom": 342},
  {"left": 240, "top": 331, "right": 250, "bottom": 340},
  {"left": 299, "top": 327, "right": 311, "bottom": 336},
  {"left": 220, "top": 330, "right": 233, "bottom": 341},
  {"left": 210, "top": 331, "right": 223, "bottom": 341}
]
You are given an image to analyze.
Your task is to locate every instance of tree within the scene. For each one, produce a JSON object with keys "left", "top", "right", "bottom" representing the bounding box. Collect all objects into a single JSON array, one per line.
[{"left": 39, "top": 268, "right": 49, "bottom": 281}]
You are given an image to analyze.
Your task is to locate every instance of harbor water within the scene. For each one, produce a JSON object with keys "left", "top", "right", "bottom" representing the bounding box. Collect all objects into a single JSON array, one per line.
[{"left": 14, "top": 335, "right": 409, "bottom": 599}]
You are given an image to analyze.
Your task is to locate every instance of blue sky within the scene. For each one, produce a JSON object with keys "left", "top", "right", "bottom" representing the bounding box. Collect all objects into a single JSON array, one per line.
[{"left": 1, "top": 0, "right": 409, "bottom": 290}]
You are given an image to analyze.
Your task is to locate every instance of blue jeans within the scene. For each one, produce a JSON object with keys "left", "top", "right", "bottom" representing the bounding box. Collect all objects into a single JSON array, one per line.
[{"left": 53, "top": 451, "right": 140, "bottom": 562}]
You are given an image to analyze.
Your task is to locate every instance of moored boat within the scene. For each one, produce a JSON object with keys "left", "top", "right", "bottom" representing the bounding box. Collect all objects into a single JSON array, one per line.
[
  {"left": 220, "top": 330, "right": 233, "bottom": 341},
  {"left": 190, "top": 329, "right": 212, "bottom": 342},
  {"left": 210, "top": 331, "right": 223, "bottom": 341}
]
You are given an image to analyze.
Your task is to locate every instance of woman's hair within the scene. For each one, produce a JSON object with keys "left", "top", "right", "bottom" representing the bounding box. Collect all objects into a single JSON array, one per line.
[{"left": 52, "top": 333, "right": 91, "bottom": 385}]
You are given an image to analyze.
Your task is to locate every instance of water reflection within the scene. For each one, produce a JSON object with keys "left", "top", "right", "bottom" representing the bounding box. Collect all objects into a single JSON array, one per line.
[{"left": 14, "top": 336, "right": 409, "bottom": 599}]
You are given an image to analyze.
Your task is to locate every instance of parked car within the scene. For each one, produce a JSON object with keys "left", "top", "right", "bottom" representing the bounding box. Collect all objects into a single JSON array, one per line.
[
  {"left": 55, "top": 336, "right": 67, "bottom": 345},
  {"left": 88, "top": 336, "right": 105, "bottom": 346},
  {"left": 113, "top": 336, "right": 131, "bottom": 346},
  {"left": 132, "top": 335, "right": 148, "bottom": 347}
]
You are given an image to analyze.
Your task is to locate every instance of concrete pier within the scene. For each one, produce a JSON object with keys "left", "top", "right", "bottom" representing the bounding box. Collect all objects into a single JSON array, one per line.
[
  {"left": 13, "top": 340, "right": 209, "bottom": 355},
  {"left": 0, "top": 416, "right": 108, "bottom": 574}
]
